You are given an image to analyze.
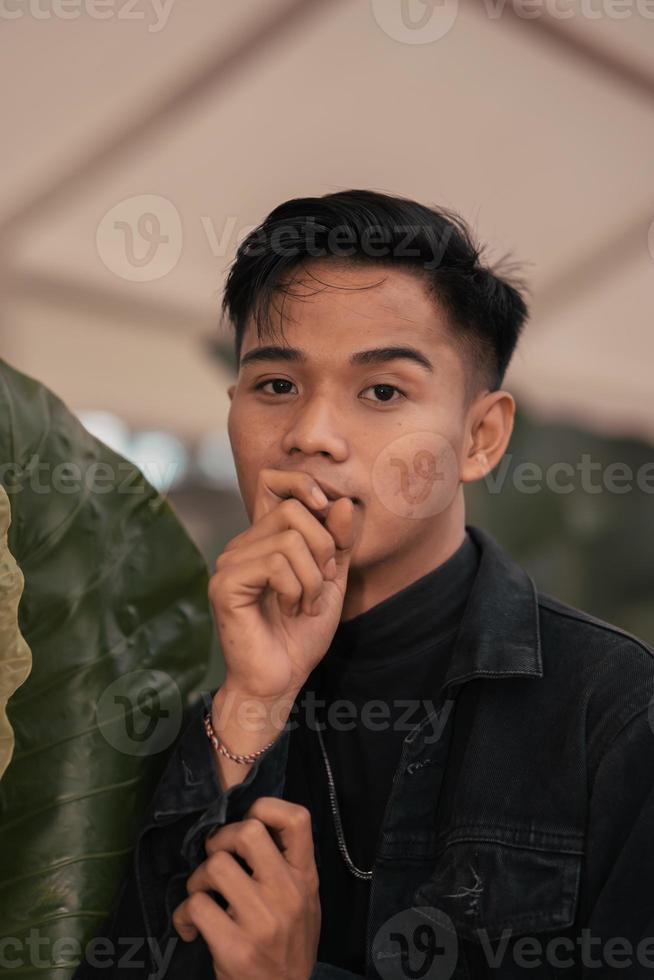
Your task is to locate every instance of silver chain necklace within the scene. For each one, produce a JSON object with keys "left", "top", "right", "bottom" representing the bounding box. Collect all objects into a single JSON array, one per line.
[{"left": 315, "top": 720, "right": 373, "bottom": 881}]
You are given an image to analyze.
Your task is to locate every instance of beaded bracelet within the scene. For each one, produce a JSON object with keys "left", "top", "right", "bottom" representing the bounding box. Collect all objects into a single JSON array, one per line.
[{"left": 203, "top": 710, "right": 277, "bottom": 765}]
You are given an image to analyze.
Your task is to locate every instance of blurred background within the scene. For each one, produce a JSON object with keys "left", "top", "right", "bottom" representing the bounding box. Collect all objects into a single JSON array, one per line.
[{"left": 1, "top": 0, "right": 653, "bottom": 692}]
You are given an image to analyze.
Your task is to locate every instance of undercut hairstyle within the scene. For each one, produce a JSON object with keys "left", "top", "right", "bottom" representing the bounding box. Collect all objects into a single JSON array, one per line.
[{"left": 221, "top": 188, "right": 531, "bottom": 399}]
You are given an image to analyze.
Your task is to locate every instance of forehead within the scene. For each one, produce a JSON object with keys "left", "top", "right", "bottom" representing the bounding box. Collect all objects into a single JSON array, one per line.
[{"left": 240, "top": 259, "right": 453, "bottom": 355}]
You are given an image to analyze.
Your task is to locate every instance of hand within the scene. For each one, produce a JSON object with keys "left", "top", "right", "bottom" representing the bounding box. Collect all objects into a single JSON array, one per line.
[
  {"left": 172, "top": 797, "right": 321, "bottom": 980},
  {"left": 209, "top": 467, "right": 363, "bottom": 700}
]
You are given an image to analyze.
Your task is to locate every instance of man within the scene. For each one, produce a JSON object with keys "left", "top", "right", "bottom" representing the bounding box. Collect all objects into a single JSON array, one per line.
[{"left": 75, "top": 190, "right": 654, "bottom": 979}]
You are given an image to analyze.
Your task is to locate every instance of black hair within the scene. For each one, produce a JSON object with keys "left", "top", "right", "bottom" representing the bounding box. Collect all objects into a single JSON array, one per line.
[{"left": 221, "top": 189, "right": 531, "bottom": 397}]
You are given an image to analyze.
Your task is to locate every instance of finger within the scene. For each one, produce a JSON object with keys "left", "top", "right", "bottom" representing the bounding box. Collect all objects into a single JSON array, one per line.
[
  {"left": 252, "top": 467, "right": 330, "bottom": 524},
  {"left": 217, "top": 550, "right": 302, "bottom": 618},
  {"left": 220, "top": 530, "right": 331, "bottom": 616},
  {"left": 242, "top": 797, "right": 316, "bottom": 874},
  {"left": 324, "top": 497, "right": 363, "bottom": 583},
  {"left": 172, "top": 890, "right": 239, "bottom": 965},
  {"left": 222, "top": 497, "right": 337, "bottom": 580},
  {"left": 204, "top": 818, "right": 293, "bottom": 885},
  {"left": 186, "top": 846, "right": 275, "bottom": 933}
]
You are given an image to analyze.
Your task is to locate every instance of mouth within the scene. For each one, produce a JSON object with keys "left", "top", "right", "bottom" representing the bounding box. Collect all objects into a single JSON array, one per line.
[{"left": 312, "top": 477, "right": 361, "bottom": 507}]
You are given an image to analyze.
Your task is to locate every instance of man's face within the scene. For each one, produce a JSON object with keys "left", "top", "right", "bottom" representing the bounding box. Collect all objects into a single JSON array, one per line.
[{"left": 226, "top": 259, "right": 483, "bottom": 573}]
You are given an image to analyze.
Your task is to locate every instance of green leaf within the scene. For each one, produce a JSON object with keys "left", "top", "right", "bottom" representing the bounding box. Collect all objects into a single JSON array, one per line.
[
  {"left": 0, "top": 359, "right": 212, "bottom": 978},
  {"left": 0, "top": 485, "right": 33, "bottom": 780}
]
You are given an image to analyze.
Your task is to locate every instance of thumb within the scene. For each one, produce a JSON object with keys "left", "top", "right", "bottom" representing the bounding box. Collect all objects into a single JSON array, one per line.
[{"left": 324, "top": 497, "right": 362, "bottom": 585}]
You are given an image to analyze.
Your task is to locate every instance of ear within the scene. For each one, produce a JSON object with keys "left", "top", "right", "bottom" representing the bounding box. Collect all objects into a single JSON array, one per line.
[
  {"left": 227, "top": 384, "right": 235, "bottom": 403},
  {"left": 460, "top": 390, "right": 515, "bottom": 484}
]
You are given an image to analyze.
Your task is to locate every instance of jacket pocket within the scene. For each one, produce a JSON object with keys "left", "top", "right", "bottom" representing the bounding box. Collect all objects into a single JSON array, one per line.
[{"left": 411, "top": 832, "right": 583, "bottom": 943}]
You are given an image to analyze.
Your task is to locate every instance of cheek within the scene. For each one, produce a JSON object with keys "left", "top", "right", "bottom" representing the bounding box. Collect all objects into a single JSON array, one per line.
[
  {"left": 363, "top": 427, "right": 461, "bottom": 523},
  {"left": 228, "top": 401, "right": 268, "bottom": 461},
  {"left": 227, "top": 411, "right": 262, "bottom": 500}
]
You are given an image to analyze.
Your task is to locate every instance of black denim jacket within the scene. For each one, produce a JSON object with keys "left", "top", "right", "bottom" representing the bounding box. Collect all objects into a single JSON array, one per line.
[{"left": 75, "top": 524, "right": 654, "bottom": 979}]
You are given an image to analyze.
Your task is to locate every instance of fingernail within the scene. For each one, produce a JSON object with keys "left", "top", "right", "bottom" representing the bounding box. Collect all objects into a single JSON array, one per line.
[
  {"left": 312, "top": 486, "right": 329, "bottom": 507},
  {"left": 325, "top": 558, "right": 337, "bottom": 578}
]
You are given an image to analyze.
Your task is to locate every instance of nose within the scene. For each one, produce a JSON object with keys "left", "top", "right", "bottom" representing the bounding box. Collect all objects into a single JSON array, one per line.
[{"left": 280, "top": 392, "right": 348, "bottom": 460}]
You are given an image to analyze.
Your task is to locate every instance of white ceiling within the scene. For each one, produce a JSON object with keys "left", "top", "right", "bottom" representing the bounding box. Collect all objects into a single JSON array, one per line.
[{"left": 1, "top": 0, "right": 653, "bottom": 443}]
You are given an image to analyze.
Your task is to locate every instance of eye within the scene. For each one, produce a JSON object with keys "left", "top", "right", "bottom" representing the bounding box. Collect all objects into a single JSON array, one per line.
[
  {"left": 360, "top": 383, "right": 406, "bottom": 405},
  {"left": 254, "top": 378, "right": 297, "bottom": 395}
]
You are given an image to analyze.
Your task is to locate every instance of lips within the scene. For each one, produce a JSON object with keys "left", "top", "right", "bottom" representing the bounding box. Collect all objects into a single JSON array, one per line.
[{"left": 311, "top": 477, "right": 361, "bottom": 506}]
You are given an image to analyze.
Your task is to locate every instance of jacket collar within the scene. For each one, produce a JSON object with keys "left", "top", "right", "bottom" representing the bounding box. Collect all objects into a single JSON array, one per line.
[{"left": 442, "top": 524, "right": 543, "bottom": 689}]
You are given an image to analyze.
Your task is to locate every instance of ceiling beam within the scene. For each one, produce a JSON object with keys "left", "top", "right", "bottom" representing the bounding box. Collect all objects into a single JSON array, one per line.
[
  {"left": 484, "top": 0, "right": 654, "bottom": 103},
  {"left": 0, "top": 0, "right": 337, "bottom": 245}
]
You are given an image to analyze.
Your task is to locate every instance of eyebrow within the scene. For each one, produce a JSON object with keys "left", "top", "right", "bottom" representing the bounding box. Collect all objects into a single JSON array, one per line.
[{"left": 239, "top": 344, "right": 434, "bottom": 374}]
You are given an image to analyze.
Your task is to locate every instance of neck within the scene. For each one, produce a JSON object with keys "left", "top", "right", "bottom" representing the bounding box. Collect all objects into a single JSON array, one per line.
[{"left": 340, "top": 491, "right": 467, "bottom": 621}]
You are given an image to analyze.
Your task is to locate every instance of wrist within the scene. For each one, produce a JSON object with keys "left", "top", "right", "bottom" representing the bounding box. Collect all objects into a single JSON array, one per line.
[
  {"left": 211, "top": 682, "right": 300, "bottom": 748},
  {"left": 204, "top": 710, "right": 278, "bottom": 765}
]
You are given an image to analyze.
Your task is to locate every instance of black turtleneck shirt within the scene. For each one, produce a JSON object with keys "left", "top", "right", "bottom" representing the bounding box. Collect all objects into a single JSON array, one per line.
[{"left": 282, "top": 528, "right": 481, "bottom": 974}]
